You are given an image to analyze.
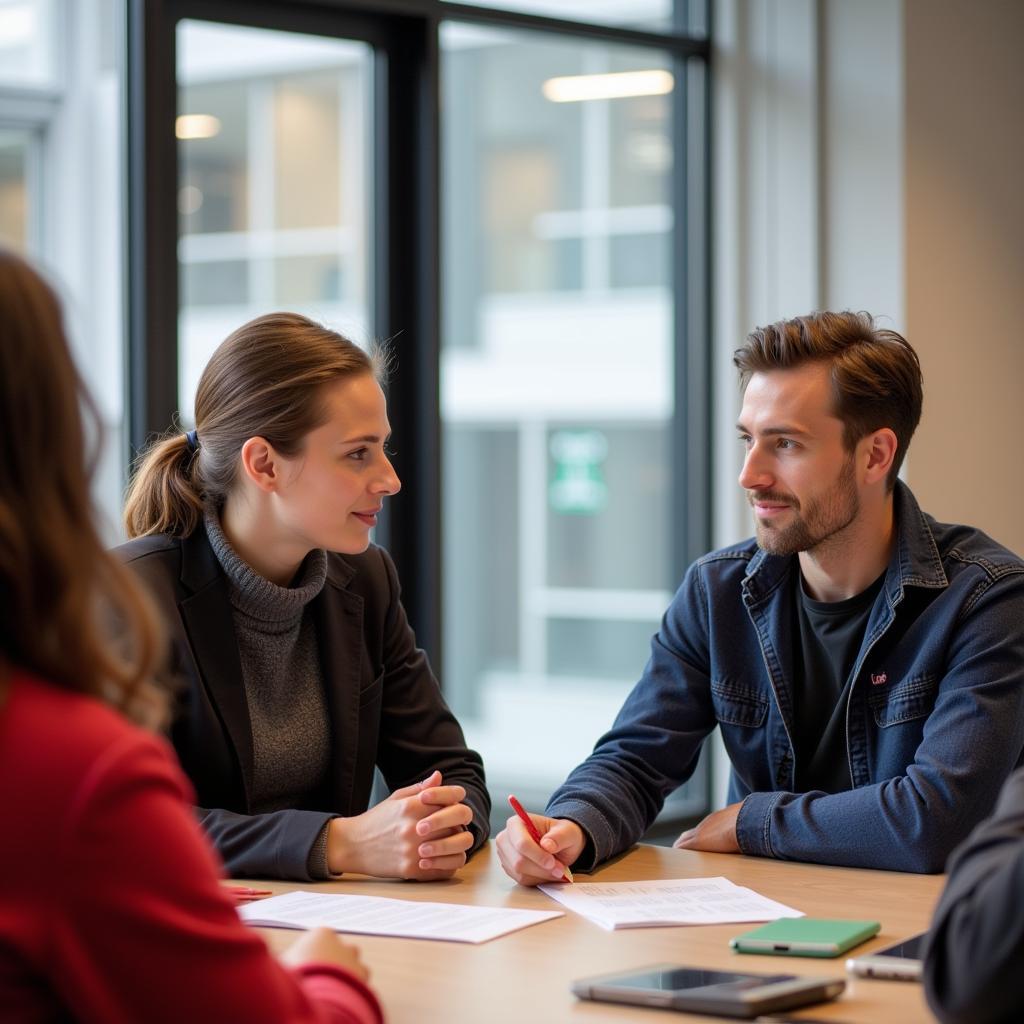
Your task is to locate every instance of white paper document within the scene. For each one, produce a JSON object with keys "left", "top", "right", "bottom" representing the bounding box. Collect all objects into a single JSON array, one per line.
[
  {"left": 538, "top": 876, "right": 803, "bottom": 930},
  {"left": 239, "top": 890, "right": 563, "bottom": 944}
]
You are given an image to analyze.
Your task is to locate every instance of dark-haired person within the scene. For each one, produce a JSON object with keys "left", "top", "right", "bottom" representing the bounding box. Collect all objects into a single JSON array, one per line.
[
  {"left": 0, "top": 249, "right": 382, "bottom": 1023},
  {"left": 118, "top": 313, "right": 488, "bottom": 883},
  {"left": 497, "top": 310, "right": 1024, "bottom": 884},
  {"left": 923, "top": 764, "right": 1024, "bottom": 1023}
]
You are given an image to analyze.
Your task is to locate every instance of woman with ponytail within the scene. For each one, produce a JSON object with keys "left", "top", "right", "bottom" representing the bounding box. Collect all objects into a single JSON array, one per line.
[
  {"left": 119, "top": 313, "right": 489, "bottom": 882},
  {"left": 0, "top": 250, "right": 382, "bottom": 1023}
]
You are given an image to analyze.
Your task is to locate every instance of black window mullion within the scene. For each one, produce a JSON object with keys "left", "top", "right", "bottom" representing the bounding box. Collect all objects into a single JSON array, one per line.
[
  {"left": 167, "top": 0, "right": 393, "bottom": 47},
  {"left": 126, "top": 0, "right": 179, "bottom": 458},
  {"left": 372, "top": 12, "right": 444, "bottom": 665}
]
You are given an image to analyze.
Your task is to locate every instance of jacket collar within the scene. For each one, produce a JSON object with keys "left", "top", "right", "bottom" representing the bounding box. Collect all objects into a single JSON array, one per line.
[
  {"left": 325, "top": 551, "right": 357, "bottom": 590},
  {"left": 179, "top": 521, "right": 223, "bottom": 593},
  {"left": 742, "top": 480, "right": 947, "bottom": 605}
]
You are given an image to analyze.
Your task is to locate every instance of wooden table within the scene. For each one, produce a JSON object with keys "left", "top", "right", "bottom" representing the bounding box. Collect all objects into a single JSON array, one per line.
[{"left": 241, "top": 843, "right": 943, "bottom": 1022}]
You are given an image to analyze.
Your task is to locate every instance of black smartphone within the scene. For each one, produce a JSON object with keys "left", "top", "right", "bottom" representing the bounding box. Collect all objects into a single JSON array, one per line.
[
  {"left": 845, "top": 932, "right": 926, "bottom": 981},
  {"left": 572, "top": 963, "right": 845, "bottom": 1018}
]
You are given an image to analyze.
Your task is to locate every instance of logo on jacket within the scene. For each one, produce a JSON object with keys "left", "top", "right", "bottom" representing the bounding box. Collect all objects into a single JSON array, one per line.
[{"left": 871, "top": 672, "right": 888, "bottom": 686}]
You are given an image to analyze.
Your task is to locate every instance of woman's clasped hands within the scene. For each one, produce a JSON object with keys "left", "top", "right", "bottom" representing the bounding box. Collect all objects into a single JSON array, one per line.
[{"left": 327, "top": 771, "right": 474, "bottom": 880}]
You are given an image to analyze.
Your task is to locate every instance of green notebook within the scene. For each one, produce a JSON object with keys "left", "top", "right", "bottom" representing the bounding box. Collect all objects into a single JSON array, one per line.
[{"left": 729, "top": 918, "right": 881, "bottom": 958}]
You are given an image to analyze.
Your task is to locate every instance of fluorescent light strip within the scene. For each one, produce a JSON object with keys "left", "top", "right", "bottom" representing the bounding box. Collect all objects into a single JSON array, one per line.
[
  {"left": 176, "top": 114, "right": 221, "bottom": 140},
  {"left": 542, "top": 69, "right": 674, "bottom": 103}
]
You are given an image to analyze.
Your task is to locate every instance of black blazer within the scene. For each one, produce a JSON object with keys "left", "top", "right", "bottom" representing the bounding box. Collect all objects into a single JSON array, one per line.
[{"left": 116, "top": 526, "right": 490, "bottom": 880}]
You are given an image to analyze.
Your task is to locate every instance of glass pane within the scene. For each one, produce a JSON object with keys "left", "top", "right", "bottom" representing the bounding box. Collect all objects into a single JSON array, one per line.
[
  {"left": 0, "top": 0, "right": 57, "bottom": 87},
  {"left": 274, "top": 254, "right": 343, "bottom": 305},
  {"left": 177, "top": 80, "right": 249, "bottom": 235},
  {"left": 441, "top": 24, "right": 677, "bottom": 802},
  {"left": 547, "top": 425, "right": 670, "bottom": 590},
  {"left": 275, "top": 71, "right": 341, "bottom": 230},
  {"left": 547, "top": 617, "right": 661, "bottom": 680},
  {"left": 441, "top": 0, "right": 676, "bottom": 33},
  {"left": 0, "top": 129, "right": 28, "bottom": 250},
  {"left": 176, "top": 20, "right": 372, "bottom": 420}
]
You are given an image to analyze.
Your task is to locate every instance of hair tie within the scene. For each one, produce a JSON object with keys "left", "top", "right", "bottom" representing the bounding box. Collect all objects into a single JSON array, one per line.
[{"left": 184, "top": 429, "right": 199, "bottom": 456}]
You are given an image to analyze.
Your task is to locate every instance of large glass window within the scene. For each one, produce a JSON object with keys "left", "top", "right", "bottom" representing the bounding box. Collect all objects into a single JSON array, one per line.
[
  {"left": 176, "top": 20, "right": 372, "bottom": 421},
  {"left": 441, "top": 24, "right": 686, "bottom": 805},
  {"left": 139, "top": 1, "right": 709, "bottom": 829}
]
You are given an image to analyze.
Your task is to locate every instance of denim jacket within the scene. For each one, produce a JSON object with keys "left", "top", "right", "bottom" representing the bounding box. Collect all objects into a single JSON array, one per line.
[{"left": 546, "top": 483, "right": 1024, "bottom": 873}]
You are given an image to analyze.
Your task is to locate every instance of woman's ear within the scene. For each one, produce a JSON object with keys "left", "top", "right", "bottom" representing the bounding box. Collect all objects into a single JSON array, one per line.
[{"left": 238, "top": 436, "right": 281, "bottom": 493}]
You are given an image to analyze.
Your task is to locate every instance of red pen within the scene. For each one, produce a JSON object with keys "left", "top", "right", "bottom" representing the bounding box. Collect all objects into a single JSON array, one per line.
[
  {"left": 508, "top": 795, "right": 573, "bottom": 883},
  {"left": 225, "top": 885, "right": 274, "bottom": 902}
]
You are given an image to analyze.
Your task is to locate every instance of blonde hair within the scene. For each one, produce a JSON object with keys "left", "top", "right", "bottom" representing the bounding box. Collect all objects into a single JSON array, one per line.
[{"left": 125, "top": 312, "right": 382, "bottom": 538}]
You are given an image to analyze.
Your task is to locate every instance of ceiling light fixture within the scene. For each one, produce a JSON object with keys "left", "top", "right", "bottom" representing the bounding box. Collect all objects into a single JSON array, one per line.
[
  {"left": 542, "top": 69, "right": 674, "bottom": 103},
  {"left": 175, "top": 114, "right": 221, "bottom": 140}
]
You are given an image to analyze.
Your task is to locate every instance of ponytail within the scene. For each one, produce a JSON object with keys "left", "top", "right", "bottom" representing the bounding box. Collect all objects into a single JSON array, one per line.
[{"left": 124, "top": 432, "right": 205, "bottom": 539}]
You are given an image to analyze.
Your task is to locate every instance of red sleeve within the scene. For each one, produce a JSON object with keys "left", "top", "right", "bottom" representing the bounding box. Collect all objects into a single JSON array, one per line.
[{"left": 48, "top": 731, "right": 384, "bottom": 1024}]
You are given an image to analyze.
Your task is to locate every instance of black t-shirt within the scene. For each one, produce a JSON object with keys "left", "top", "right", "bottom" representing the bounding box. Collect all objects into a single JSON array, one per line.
[{"left": 792, "top": 571, "right": 886, "bottom": 793}]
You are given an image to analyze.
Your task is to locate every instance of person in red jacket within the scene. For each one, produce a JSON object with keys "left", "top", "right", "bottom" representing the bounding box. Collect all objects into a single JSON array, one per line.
[{"left": 0, "top": 247, "right": 384, "bottom": 1024}]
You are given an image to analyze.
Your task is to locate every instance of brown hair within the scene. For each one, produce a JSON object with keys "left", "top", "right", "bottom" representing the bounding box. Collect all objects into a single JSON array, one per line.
[
  {"left": 0, "top": 250, "right": 163, "bottom": 721},
  {"left": 124, "top": 312, "right": 381, "bottom": 539},
  {"left": 734, "top": 310, "right": 923, "bottom": 489}
]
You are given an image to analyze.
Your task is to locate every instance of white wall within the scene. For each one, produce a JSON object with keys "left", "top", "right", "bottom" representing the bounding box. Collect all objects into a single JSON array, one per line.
[{"left": 902, "top": 0, "right": 1024, "bottom": 555}]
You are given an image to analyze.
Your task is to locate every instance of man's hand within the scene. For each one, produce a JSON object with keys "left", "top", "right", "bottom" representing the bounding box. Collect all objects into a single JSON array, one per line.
[
  {"left": 327, "top": 770, "right": 475, "bottom": 879},
  {"left": 495, "top": 810, "right": 586, "bottom": 886},
  {"left": 673, "top": 802, "right": 742, "bottom": 853}
]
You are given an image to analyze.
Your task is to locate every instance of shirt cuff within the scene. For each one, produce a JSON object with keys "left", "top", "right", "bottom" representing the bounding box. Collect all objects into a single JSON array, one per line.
[
  {"left": 735, "top": 791, "right": 783, "bottom": 858},
  {"left": 291, "top": 963, "right": 384, "bottom": 1024},
  {"left": 544, "top": 798, "right": 613, "bottom": 872}
]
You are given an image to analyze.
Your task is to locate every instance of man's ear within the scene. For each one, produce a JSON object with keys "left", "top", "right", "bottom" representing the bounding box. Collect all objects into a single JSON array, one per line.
[
  {"left": 239, "top": 436, "right": 281, "bottom": 493},
  {"left": 863, "top": 428, "right": 898, "bottom": 486}
]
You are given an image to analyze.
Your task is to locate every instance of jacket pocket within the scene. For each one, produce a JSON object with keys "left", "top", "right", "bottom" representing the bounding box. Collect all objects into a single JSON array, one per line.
[
  {"left": 359, "top": 669, "right": 385, "bottom": 707},
  {"left": 868, "top": 673, "right": 938, "bottom": 727},
  {"left": 711, "top": 680, "right": 769, "bottom": 728}
]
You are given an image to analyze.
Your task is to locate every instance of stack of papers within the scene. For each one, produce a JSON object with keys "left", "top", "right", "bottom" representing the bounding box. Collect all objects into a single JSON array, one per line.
[
  {"left": 538, "top": 876, "right": 803, "bottom": 930},
  {"left": 239, "top": 890, "right": 563, "bottom": 944}
]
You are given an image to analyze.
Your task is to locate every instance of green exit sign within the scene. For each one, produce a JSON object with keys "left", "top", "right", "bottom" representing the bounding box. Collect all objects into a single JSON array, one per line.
[{"left": 549, "top": 429, "right": 608, "bottom": 515}]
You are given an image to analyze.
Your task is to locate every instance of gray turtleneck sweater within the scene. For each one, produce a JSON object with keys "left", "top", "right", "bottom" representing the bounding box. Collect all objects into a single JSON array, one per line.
[{"left": 204, "top": 507, "right": 334, "bottom": 874}]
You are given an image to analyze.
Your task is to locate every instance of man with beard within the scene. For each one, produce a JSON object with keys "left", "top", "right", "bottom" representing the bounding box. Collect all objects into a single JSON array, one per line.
[{"left": 497, "top": 310, "right": 1024, "bottom": 882}]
